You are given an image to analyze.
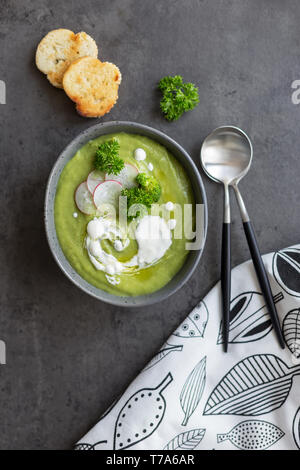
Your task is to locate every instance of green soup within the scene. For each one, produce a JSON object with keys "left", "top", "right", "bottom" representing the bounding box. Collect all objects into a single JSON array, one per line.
[{"left": 54, "top": 132, "right": 194, "bottom": 296}]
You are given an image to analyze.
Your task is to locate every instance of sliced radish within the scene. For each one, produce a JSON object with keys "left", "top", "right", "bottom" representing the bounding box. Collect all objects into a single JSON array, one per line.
[
  {"left": 106, "top": 163, "right": 138, "bottom": 188},
  {"left": 93, "top": 180, "right": 122, "bottom": 211},
  {"left": 74, "top": 182, "right": 96, "bottom": 215},
  {"left": 87, "top": 170, "right": 105, "bottom": 194}
]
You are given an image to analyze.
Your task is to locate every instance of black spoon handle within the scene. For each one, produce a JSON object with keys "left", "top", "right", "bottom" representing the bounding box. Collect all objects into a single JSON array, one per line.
[
  {"left": 221, "top": 222, "right": 231, "bottom": 352},
  {"left": 243, "top": 221, "right": 285, "bottom": 349}
]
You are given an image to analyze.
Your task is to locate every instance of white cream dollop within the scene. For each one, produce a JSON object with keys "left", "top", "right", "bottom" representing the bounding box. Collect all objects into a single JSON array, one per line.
[
  {"left": 85, "top": 215, "right": 173, "bottom": 283},
  {"left": 89, "top": 239, "right": 103, "bottom": 258},
  {"left": 134, "top": 215, "right": 172, "bottom": 265},
  {"left": 86, "top": 218, "right": 125, "bottom": 277},
  {"left": 168, "top": 219, "right": 177, "bottom": 230},
  {"left": 87, "top": 218, "right": 105, "bottom": 239},
  {"left": 165, "top": 201, "right": 174, "bottom": 211},
  {"left": 106, "top": 264, "right": 116, "bottom": 276},
  {"left": 134, "top": 148, "right": 146, "bottom": 161},
  {"left": 105, "top": 274, "right": 120, "bottom": 285},
  {"left": 114, "top": 239, "right": 124, "bottom": 252}
]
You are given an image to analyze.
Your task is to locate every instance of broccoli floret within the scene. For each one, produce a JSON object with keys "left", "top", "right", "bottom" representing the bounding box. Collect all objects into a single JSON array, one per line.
[
  {"left": 136, "top": 173, "right": 161, "bottom": 201},
  {"left": 94, "top": 139, "right": 124, "bottom": 175},
  {"left": 121, "top": 187, "right": 154, "bottom": 209},
  {"left": 121, "top": 173, "right": 161, "bottom": 217}
]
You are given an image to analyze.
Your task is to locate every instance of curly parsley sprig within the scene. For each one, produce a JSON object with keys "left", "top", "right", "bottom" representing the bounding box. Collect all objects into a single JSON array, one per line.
[
  {"left": 158, "top": 75, "right": 199, "bottom": 121},
  {"left": 94, "top": 139, "right": 124, "bottom": 175}
]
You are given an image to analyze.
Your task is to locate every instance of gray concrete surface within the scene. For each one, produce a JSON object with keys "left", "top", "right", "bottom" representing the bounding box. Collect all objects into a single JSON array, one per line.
[{"left": 0, "top": 0, "right": 299, "bottom": 449}]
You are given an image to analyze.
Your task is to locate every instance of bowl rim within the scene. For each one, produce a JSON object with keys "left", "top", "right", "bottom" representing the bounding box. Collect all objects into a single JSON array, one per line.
[{"left": 45, "top": 120, "right": 208, "bottom": 307}]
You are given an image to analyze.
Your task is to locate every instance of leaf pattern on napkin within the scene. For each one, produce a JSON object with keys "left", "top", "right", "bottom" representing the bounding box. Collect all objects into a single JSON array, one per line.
[
  {"left": 164, "top": 428, "right": 206, "bottom": 450},
  {"left": 143, "top": 343, "right": 183, "bottom": 372},
  {"left": 217, "top": 420, "right": 284, "bottom": 450},
  {"left": 283, "top": 308, "right": 300, "bottom": 358},
  {"left": 217, "top": 291, "right": 283, "bottom": 344},
  {"left": 180, "top": 356, "right": 206, "bottom": 426},
  {"left": 113, "top": 373, "right": 173, "bottom": 450},
  {"left": 75, "top": 242, "right": 300, "bottom": 452},
  {"left": 173, "top": 301, "right": 209, "bottom": 338},
  {"left": 74, "top": 440, "right": 107, "bottom": 450},
  {"left": 293, "top": 407, "right": 300, "bottom": 450},
  {"left": 273, "top": 248, "right": 300, "bottom": 298},
  {"left": 204, "top": 354, "right": 300, "bottom": 416}
]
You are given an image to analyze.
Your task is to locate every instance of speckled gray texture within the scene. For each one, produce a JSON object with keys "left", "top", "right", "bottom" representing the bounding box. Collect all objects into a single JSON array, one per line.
[{"left": 0, "top": 0, "right": 299, "bottom": 450}]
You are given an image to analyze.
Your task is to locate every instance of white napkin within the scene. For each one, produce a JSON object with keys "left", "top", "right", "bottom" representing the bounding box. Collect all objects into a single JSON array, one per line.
[{"left": 75, "top": 243, "right": 300, "bottom": 450}]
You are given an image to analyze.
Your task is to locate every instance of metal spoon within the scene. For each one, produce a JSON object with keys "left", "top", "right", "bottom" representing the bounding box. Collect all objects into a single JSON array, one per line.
[{"left": 200, "top": 126, "right": 285, "bottom": 351}]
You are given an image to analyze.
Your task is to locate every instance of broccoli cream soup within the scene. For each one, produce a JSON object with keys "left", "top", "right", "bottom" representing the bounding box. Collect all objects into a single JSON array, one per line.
[{"left": 54, "top": 133, "right": 194, "bottom": 296}]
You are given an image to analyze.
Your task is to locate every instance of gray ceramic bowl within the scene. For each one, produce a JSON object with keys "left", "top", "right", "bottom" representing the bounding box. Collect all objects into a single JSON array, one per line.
[{"left": 45, "top": 121, "right": 208, "bottom": 306}]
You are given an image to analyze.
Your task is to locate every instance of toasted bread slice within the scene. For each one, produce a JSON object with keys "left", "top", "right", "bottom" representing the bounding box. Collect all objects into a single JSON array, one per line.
[
  {"left": 36, "top": 29, "right": 98, "bottom": 88},
  {"left": 63, "top": 57, "right": 122, "bottom": 118}
]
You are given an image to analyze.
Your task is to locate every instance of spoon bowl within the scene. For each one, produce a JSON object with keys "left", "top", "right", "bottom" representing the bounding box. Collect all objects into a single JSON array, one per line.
[{"left": 200, "top": 126, "right": 253, "bottom": 185}]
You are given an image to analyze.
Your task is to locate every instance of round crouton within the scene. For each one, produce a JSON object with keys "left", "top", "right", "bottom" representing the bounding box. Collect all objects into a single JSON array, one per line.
[
  {"left": 62, "top": 57, "right": 122, "bottom": 118},
  {"left": 36, "top": 29, "right": 98, "bottom": 88}
]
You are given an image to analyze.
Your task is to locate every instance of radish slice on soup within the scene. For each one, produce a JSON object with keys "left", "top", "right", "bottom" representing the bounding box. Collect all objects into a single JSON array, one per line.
[
  {"left": 74, "top": 182, "right": 96, "bottom": 215},
  {"left": 87, "top": 170, "right": 105, "bottom": 194},
  {"left": 93, "top": 180, "right": 122, "bottom": 211},
  {"left": 106, "top": 163, "right": 138, "bottom": 188}
]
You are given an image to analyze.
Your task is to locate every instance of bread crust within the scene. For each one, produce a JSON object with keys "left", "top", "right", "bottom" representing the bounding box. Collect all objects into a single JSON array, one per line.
[
  {"left": 35, "top": 29, "right": 98, "bottom": 88},
  {"left": 63, "top": 57, "right": 122, "bottom": 118}
]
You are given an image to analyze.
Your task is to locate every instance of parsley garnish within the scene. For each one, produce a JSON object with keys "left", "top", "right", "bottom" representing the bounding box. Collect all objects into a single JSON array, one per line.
[
  {"left": 95, "top": 139, "right": 124, "bottom": 175},
  {"left": 158, "top": 75, "right": 199, "bottom": 121}
]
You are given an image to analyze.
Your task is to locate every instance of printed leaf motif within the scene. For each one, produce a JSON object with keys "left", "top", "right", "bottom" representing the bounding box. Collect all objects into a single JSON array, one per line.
[
  {"left": 293, "top": 407, "right": 300, "bottom": 449},
  {"left": 204, "top": 354, "right": 300, "bottom": 416},
  {"left": 283, "top": 308, "right": 300, "bottom": 358},
  {"left": 113, "top": 373, "right": 173, "bottom": 450},
  {"left": 174, "top": 301, "right": 209, "bottom": 338},
  {"left": 217, "top": 291, "right": 283, "bottom": 344},
  {"left": 164, "top": 428, "right": 206, "bottom": 450},
  {"left": 273, "top": 248, "right": 300, "bottom": 297},
  {"left": 180, "top": 356, "right": 206, "bottom": 426},
  {"left": 74, "top": 440, "right": 107, "bottom": 450},
  {"left": 143, "top": 343, "right": 183, "bottom": 372},
  {"left": 217, "top": 420, "right": 284, "bottom": 450}
]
